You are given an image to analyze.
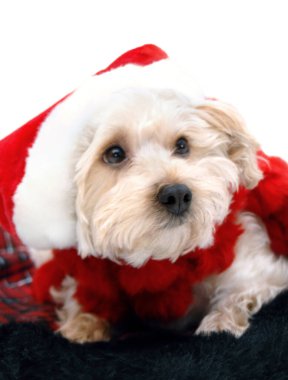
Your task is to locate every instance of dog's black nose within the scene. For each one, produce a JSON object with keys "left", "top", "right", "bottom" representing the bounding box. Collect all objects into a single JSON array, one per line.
[{"left": 158, "top": 184, "right": 192, "bottom": 216}]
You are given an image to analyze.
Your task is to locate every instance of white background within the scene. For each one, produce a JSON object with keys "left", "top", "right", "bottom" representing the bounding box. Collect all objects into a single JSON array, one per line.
[{"left": 0, "top": 0, "right": 287, "bottom": 159}]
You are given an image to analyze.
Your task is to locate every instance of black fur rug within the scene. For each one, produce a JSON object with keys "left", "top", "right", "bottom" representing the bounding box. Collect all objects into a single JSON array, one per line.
[{"left": 1, "top": 291, "right": 288, "bottom": 380}]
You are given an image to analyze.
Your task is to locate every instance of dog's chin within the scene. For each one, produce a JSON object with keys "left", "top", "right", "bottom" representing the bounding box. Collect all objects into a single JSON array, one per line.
[{"left": 87, "top": 218, "right": 216, "bottom": 268}]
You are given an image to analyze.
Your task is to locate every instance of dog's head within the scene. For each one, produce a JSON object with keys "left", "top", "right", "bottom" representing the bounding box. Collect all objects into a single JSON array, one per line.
[{"left": 75, "top": 88, "right": 262, "bottom": 266}]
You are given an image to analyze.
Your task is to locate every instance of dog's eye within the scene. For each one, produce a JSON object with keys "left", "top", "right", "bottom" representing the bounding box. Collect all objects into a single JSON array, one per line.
[
  {"left": 174, "top": 138, "right": 189, "bottom": 155},
  {"left": 103, "top": 146, "right": 126, "bottom": 165}
]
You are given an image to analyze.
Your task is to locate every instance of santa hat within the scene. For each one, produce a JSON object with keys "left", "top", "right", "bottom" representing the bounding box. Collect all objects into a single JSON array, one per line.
[{"left": 0, "top": 44, "right": 204, "bottom": 250}]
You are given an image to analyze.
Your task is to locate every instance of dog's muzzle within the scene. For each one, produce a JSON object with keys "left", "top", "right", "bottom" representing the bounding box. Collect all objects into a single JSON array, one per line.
[{"left": 157, "top": 184, "right": 192, "bottom": 216}]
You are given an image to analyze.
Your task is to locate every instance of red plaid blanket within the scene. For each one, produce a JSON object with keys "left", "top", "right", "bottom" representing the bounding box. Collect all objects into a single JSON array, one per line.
[{"left": 0, "top": 227, "right": 55, "bottom": 325}]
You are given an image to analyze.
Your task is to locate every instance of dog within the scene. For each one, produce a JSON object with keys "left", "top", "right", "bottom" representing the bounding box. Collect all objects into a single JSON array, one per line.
[
  {"left": 30, "top": 86, "right": 288, "bottom": 343},
  {"left": 2, "top": 46, "right": 281, "bottom": 343}
]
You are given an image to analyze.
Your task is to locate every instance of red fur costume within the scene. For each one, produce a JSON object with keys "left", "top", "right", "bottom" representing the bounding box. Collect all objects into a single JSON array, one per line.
[
  {"left": 0, "top": 45, "right": 287, "bottom": 325},
  {"left": 32, "top": 152, "right": 288, "bottom": 324}
]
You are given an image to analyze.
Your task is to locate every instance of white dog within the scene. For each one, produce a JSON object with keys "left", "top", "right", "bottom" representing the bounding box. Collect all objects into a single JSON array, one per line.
[
  {"left": 14, "top": 47, "right": 285, "bottom": 343},
  {"left": 29, "top": 87, "right": 286, "bottom": 343}
]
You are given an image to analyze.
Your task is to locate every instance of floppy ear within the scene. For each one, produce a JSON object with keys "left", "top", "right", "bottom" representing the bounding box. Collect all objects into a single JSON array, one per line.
[
  {"left": 195, "top": 101, "right": 263, "bottom": 189},
  {"left": 73, "top": 127, "right": 101, "bottom": 257}
]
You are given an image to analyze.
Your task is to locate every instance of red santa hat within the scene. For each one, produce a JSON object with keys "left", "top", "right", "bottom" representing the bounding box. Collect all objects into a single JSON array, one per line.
[{"left": 0, "top": 44, "right": 204, "bottom": 250}]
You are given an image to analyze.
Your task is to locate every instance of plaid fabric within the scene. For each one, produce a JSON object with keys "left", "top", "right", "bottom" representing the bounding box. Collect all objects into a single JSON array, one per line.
[{"left": 0, "top": 227, "right": 55, "bottom": 326}]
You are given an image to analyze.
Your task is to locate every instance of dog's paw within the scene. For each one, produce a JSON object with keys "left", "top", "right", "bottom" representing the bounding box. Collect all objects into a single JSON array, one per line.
[
  {"left": 195, "top": 309, "right": 249, "bottom": 337},
  {"left": 58, "top": 313, "right": 111, "bottom": 343}
]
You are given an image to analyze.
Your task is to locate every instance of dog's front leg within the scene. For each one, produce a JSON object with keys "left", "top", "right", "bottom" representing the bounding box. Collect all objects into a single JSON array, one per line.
[
  {"left": 51, "top": 276, "right": 117, "bottom": 343},
  {"left": 58, "top": 311, "right": 111, "bottom": 343},
  {"left": 195, "top": 289, "right": 272, "bottom": 337},
  {"left": 196, "top": 213, "right": 288, "bottom": 337}
]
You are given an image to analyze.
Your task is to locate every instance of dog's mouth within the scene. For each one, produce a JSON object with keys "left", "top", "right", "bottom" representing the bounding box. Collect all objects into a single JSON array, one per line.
[{"left": 159, "top": 212, "right": 190, "bottom": 229}]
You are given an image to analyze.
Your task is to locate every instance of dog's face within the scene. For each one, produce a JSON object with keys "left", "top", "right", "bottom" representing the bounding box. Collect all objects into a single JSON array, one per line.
[{"left": 75, "top": 88, "right": 262, "bottom": 266}]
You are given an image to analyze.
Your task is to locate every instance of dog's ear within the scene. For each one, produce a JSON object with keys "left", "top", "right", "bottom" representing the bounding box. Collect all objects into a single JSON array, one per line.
[
  {"left": 195, "top": 101, "right": 262, "bottom": 189},
  {"left": 74, "top": 127, "right": 101, "bottom": 257}
]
